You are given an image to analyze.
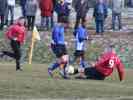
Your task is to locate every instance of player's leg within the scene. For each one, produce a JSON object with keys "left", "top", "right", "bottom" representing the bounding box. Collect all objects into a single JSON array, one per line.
[
  {"left": 76, "top": 51, "right": 86, "bottom": 78},
  {"left": 84, "top": 67, "right": 105, "bottom": 80},
  {"left": 48, "top": 44, "right": 60, "bottom": 77},
  {"left": 58, "top": 45, "right": 69, "bottom": 79},
  {"left": 59, "top": 62, "right": 68, "bottom": 79},
  {"left": 11, "top": 40, "right": 21, "bottom": 71},
  {"left": 48, "top": 59, "right": 60, "bottom": 77}
]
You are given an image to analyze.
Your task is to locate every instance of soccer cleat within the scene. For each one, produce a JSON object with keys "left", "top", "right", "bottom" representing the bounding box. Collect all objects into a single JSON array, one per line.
[
  {"left": 16, "top": 68, "right": 23, "bottom": 71},
  {"left": 48, "top": 68, "right": 53, "bottom": 77}
]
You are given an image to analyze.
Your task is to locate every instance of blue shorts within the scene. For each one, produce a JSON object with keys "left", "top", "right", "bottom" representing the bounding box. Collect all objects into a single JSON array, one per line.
[{"left": 84, "top": 67, "right": 105, "bottom": 80}]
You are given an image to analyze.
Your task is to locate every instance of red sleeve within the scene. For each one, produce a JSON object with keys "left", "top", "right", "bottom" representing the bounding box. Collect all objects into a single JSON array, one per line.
[
  {"left": 5, "top": 26, "right": 14, "bottom": 39},
  {"left": 17, "top": 27, "right": 26, "bottom": 44},
  {"left": 116, "top": 57, "right": 125, "bottom": 81}
]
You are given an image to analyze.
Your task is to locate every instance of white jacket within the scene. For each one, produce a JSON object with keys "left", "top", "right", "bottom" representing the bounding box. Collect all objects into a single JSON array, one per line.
[{"left": 7, "top": 0, "right": 15, "bottom": 6}]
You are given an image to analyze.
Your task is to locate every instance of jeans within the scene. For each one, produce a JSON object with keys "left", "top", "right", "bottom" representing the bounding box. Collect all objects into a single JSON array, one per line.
[
  {"left": 27, "top": 16, "right": 35, "bottom": 30},
  {"left": 41, "top": 16, "right": 53, "bottom": 30},
  {"left": 75, "top": 15, "right": 86, "bottom": 29},
  {"left": 112, "top": 13, "right": 122, "bottom": 30},
  {"left": 0, "top": 15, "right": 5, "bottom": 29},
  {"left": 6, "top": 5, "right": 14, "bottom": 25},
  {"left": 21, "top": 5, "right": 26, "bottom": 17},
  {"left": 95, "top": 20, "right": 104, "bottom": 34}
]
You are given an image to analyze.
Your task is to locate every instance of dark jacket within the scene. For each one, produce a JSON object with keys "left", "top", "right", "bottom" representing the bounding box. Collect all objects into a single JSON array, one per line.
[
  {"left": 55, "top": 2, "right": 70, "bottom": 16},
  {"left": 93, "top": 2, "right": 108, "bottom": 21},
  {"left": 20, "top": 0, "right": 27, "bottom": 6},
  {"left": 74, "top": 0, "right": 89, "bottom": 18},
  {"left": 0, "top": 0, "right": 7, "bottom": 15}
]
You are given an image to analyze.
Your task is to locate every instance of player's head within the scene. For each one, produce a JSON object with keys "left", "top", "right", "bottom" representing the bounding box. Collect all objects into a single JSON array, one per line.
[
  {"left": 60, "top": 0, "right": 64, "bottom": 4},
  {"left": 81, "top": 21, "right": 86, "bottom": 28},
  {"left": 16, "top": 17, "right": 26, "bottom": 26}
]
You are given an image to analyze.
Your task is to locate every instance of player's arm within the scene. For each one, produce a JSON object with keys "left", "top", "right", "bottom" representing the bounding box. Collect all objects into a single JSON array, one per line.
[
  {"left": 5, "top": 26, "right": 13, "bottom": 40},
  {"left": 78, "top": 30, "right": 89, "bottom": 42},
  {"left": 116, "top": 58, "right": 125, "bottom": 81}
]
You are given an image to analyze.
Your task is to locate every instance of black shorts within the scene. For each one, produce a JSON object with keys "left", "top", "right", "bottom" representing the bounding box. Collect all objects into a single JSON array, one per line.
[
  {"left": 74, "top": 50, "right": 84, "bottom": 58},
  {"left": 84, "top": 67, "right": 105, "bottom": 80},
  {"left": 51, "top": 44, "right": 67, "bottom": 58}
]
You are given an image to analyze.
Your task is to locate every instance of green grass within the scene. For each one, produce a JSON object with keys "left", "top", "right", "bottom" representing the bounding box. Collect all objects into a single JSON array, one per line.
[{"left": 0, "top": 64, "right": 133, "bottom": 99}]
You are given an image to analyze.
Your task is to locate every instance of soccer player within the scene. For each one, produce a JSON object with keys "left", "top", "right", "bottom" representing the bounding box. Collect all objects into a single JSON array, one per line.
[
  {"left": 48, "top": 18, "right": 69, "bottom": 79},
  {"left": 73, "top": 44, "right": 125, "bottom": 81},
  {"left": 0, "top": 17, "right": 26, "bottom": 71},
  {"left": 73, "top": 23, "right": 89, "bottom": 78}
]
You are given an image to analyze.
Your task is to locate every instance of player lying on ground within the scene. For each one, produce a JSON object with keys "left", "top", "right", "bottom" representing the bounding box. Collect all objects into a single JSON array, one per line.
[
  {"left": 0, "top": 17, "right": 26, "bottom": 71},
  {"left": 48, "top": 18, "right": 69, "bottom": 79},
  {"left": 71, "top": 44, "right": 125, "bottom": 81}
]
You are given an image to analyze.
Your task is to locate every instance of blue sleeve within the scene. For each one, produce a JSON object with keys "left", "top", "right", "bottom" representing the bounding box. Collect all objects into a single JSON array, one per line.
[
  {"left": 52, "top": 27, "right": 59, "bottom": 44},
  {"left": 78, "top": 29, "right": 88, "bottom": 42},
  {"left": 58, "top": 27, "right": 65, "bottom": 44}
]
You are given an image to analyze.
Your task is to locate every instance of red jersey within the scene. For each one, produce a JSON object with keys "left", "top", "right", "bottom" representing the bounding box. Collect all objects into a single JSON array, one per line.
[
  {"left": 6, "top": 23, "right": 26, "bottom": 44},
  {"left": 95, "top": 51, "right": 125, "bottom": 81}
]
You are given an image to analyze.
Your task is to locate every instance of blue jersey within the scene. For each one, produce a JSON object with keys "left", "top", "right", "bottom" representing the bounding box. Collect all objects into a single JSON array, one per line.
[
  {"left": 75, "top": 26, "right": 88, "bottom": 51},
  {"left": 52, "top": 24, "right": 65, "bottom": 45}
]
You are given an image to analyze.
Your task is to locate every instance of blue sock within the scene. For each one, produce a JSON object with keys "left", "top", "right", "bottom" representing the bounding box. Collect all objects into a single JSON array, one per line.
[
  {"left": 49, "top": 63, "right": 59, "bottom": 71},
  {"left": 80, "top": 59, "right": 85, "bottom": 68}
]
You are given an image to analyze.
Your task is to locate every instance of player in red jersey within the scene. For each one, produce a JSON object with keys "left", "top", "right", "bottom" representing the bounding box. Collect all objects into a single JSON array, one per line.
[
  {"left": 0, "top": 17, "right": 26, "bottom": 71},
  {"left": 73, "top": 44, "right": 125, "bottom": 81}
]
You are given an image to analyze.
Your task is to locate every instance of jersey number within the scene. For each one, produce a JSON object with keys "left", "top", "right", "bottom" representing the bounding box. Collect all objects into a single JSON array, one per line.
[{"left": 109, "top": 60, "right": 114, "bottom": 68}]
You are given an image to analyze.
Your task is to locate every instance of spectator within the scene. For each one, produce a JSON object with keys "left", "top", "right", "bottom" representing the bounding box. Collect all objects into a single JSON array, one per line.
[
  {"left": 6, "top": 0, "right": 16, "bottom": 25},
  {"left": 25, "top": 0, "right": 37, "bottom": 30},
  {"left": 20, "top": 0, "right": 27, "bottom": 17},
  {"left": 55, "top": 0, "right": 70, "bottom": 26},
  {"left": 0, "top": 0, "right": 7, "bottom": 30},
  {"left": 111, "top": 0, "right": 123, "bottom": 31},
  {"left": 93, "top": 0, "right": 108, "bottom": 34},
  {"left": 39, "top": 0, "right": 53, "bottom": 30},
  {"left": 74, "top": 0, "right": 89, "bottom": 29}
]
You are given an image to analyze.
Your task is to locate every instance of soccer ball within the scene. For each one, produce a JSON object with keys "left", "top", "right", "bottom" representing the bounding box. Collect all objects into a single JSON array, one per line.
[{"left": 66, "top": 65, "right": 74, "bottom": 74}]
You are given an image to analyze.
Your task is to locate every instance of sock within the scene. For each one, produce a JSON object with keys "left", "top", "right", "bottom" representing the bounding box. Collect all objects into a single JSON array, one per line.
[
  {"left": 80, "top": 59, "right": 85, "bottom": 68},
  {"left": 60, "top": 63, "right": 67, "bottom": 78},
  {"left": 49, "top": 62, "right": 59, "bottom": 71}
]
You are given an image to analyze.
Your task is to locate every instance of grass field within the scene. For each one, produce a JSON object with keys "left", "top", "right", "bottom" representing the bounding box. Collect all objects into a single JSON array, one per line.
[{"left": 0, "top": 64, "right": 133, "bottom": 100}]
